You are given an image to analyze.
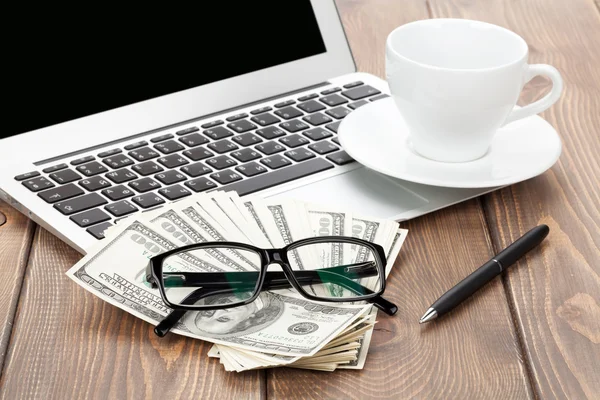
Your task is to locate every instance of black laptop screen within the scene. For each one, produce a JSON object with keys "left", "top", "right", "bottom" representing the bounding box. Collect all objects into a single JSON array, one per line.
[{"left": 3, "top": 2, "right": 326, "bottom": 140}]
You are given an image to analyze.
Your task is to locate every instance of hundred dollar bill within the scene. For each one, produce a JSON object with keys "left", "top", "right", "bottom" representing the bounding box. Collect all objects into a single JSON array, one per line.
[
  {"left": 172, "top": 200, "right": 259, "bottom": 270},
  {"left": 232, "top": 196, "right": 280, "bottom": 248},
  {"left": 146, "top": 208, "right": 255, "bottom": 272},
  {"left": 67, "top": 220, "right": 372, "bottom": 357}
]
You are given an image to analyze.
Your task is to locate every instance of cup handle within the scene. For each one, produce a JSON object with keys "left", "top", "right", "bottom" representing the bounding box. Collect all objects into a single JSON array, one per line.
[{"left": 502, "top": 64, "right": 563, "bottom": 126}]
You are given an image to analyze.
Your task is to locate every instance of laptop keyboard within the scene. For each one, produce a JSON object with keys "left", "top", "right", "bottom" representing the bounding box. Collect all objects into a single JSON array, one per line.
[{"left": 14, "top": 81, "right": 388, "bottom": 240}]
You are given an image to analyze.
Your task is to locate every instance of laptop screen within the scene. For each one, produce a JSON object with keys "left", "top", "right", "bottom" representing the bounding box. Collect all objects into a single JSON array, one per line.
[{"left": 4, "top": 2, "right": 326, "bottom": 140}]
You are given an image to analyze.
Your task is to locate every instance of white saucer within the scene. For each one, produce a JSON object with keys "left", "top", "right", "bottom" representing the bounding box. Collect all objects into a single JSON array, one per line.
[{"left": 338, "top": 98, "right": 562, "bottom": 188}]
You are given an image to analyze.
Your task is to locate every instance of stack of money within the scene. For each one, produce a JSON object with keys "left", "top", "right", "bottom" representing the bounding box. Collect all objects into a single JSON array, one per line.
[{"left": 67, "top": 191, "right": 407, "bottom": 372}]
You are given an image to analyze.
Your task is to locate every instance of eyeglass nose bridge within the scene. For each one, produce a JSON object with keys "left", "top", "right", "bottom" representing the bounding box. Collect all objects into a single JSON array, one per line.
[{"left": 264, "top": 248, "right": 288, "bottom": 265}]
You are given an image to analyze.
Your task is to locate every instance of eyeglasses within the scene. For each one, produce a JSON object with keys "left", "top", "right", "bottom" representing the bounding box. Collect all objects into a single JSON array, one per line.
[{"left": 145, "top": 236, "right": 398, "bottom": 337}]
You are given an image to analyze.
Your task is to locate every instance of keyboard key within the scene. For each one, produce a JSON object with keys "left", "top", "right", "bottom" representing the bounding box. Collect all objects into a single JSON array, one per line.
[
  {"left": 341, "top": 85, "right": 380, "bottom": 100},
  {"left": 321, "top": 87, "right": 341, "bottom": 95},
  {"left": 132, "top": 161, "right": 164, "bottom": 176},
  {"left": 250, "top": 106, "right": 272, "bottom": 115},
  {"left": 176, "top": 126, "right": 199, "bottom": 136},
  {"left": 274, "top": 99, "right": 295, "bottom": 108},
  {"left": 326, "top": 106, "right": 351, "bottom": 120},
  {"left": 14, "top": 171, "right": 40, "bottom": 181},
  {"left": 250, "top": 113, "right": 281, "bottom": 126},
  {"left": 200, "top": 120, "right": 224, "bottom": 129},
  {"left": 220, "top": 158, "right": 334, "bottom": 196},
  {"left": 208, "top": 139, "right": 239, "bottom": 154},
  {"left": 157, "top": 154, "right": 189, "bottom": 169},
  {"left": 124, "top": 141, "right": 148, "bottom": 151},
  {"left": 154, "top": 140, "right": 184, "bottom": 154},
  {"left": 128, "top": 147, "right": 160, "bottom": 161},
  {"left": 309, "top": 141, "right": 339, "bottom": 155},
  {"left": 256, "top": 141, "right": 286, "bottom": 155},
  {"left": 105, "top": 200, "right": 138, "bottom": 217},
  {"left": 297, "top": 100, "right": 326, "bottom": 113},
  {"left": 285, "top": 148, "right": 316, "bottom": 162},
  {"left": 203, "top": 126, "right": 234, "bottom": 140},
  {"left": 179, "top": 133, "right": 209, "bottom": 147},
  {"left": 70, "top": 208, "right": 111, "bottom": 227},
  {"left": 132, "top": 192, "right": 166, "bottom": 208},
  {"left": 87, "top": 221, "right": 112, "bottom": 240},
  {"left": 76, "top": 161, "right": 108, "bottom": 177},
  {"left": 210, "top": 170, "right": 243, "bottom": 185},
  {"left": 235, "top": 162, "right": 268, "bottom": 177},
  {"left": 70, "top": 156, "right": 95, "bottom": 166},
  {"left": 303, "top": 128, "right": 332, "bottom": 141},
  {"left": 227, "top": 120, "right": 257, "bottom": 133},
  {"left": 320, "top": 94, "right": 348, "bottom": 107},
  {"left": 155, "top": 170, "right": 187, "bottom": 185},
  {"left": 280, "top": 119, "right": 310, "bottom": 133},
  {"left": 183, "top": 147, "right": 213, "bottom": 161},
  {"left": 343, "top": 81, "right": 364, "bottom": 89},
  {"left": 256, "top": 126, "right": 286, "bottom": 140},
  {"left": 303, "top": 112, "right": 332, "bottom": 126},
  {"left": 279, "top": 134, "right": 309, "bottom": 148},
  {"left": 50, "top": 169, "right": 82, "bottom": 184},
  {"left": 97, "top": 148, "right": 122, "bottom": 158},
  {"left": 128, "top": 177, "right": 161, "bottom": 193},
  {"left": 151, "top": 133, "right": 174, "bottom": 143},
  {"left": 370, "top": 94, "right": 390, "bottom": 102},
  {"left": 181, "top": 162, "right": 212, "bottom": 177},
  {"left": 22, "top": 176, "right": 54, "bottom": 192},
  {"left": 326, "top": 150, "right": 354, "bottom": 165},
  {"left": 103, "top": 154, "right": 134, "bottom": 169},
  {"left": 54, "top": 193, "right": 107, "bottom": 215},
  {"left": 332, "top": 137, "right": 340, "bottom": 145},
  {"left": 300, "top": 95, "right": 321, "bottom": 105},
  {"left": 325, "top": 121, "right": 341, "bottom": 133},
  {"left": 79, "top": 176, "right": 111, "bottom": 191},
  {"left": 105, "top": 168, "right": 137, "bottom": 183},
  {"left": 226, "top": 113, "right": 248, "bottom": 122},
  {"left": 42, "top": 163, "right": 68, "bottom": 173},
  {"left": 231, "top": 148, "right": 261, "bottom": 162},
  {"left": 348, "top": 100, "right": 368, "bottom": 110},
  {"left": 185, "top": 177, "right": 217, "bottom": 192},
  {"left": 206, "top": 155, "right": 237, "bottom": 170},
  {"left": 101, "top": 185, "right": 135, "bottom": 201},
  {"left": 158, "top": 185, "right": 192, "bottom": 201},
  {"left": 38, "top": 183, "right": 84, "bottom": 203},
  {"left": 232, "top": 132, "right": 262, "bottom": 147},
  {"left": 274, "top": 106, "right": 303, "bottom": 120},
  {"left": 261, "top": 155, "right": 292, "bottom": 169}
]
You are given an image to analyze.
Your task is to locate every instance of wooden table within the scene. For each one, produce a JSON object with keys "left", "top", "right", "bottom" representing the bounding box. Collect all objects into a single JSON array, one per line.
[{"left": 1, "top": 1, "right": 599, "bottom": 398}]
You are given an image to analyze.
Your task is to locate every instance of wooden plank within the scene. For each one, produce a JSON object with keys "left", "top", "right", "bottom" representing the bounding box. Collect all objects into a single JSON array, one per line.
[
  {"left": 0, "top": 227, "right": 264, "bottom": 399},
  {"left": 427, "top": 0, "right": 600, "bottom": 398},
  {"left": 0, "top": 201, "right": 35, "bottom": 370},
  {"left": 269, "top": 201, "right": 532, "bottom": 399}
]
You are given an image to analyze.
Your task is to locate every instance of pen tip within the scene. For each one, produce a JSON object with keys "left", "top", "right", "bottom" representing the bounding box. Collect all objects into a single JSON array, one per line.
[{"left": 419, "top": 308, "right": 438, "bottom": 324}]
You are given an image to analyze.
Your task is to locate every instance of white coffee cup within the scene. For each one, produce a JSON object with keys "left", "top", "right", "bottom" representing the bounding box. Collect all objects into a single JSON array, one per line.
[{"left": 386, "top": 19, "right": 563, "bottom": 163}]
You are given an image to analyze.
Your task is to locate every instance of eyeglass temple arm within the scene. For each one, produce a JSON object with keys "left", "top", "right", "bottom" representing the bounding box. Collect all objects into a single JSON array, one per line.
[{"left": 160, "top": 261, "right": 379, "bottom": 289}]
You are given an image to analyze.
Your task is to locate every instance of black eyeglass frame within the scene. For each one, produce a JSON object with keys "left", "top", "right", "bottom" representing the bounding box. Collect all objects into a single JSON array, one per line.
[
  {"left": 146, "top": 236, "right": 395, "bottom": 308},
  {"left": 145, "top": 236, "right": 398, "bottom": 337}
]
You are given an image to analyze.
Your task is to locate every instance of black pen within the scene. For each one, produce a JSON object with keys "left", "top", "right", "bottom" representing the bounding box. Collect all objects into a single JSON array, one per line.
[{"left": 419, "top": 224, "right": 549, "bottom": 324}]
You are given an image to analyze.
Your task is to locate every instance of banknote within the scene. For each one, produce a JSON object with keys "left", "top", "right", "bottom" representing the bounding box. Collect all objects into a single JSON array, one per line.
[
  {"left": 66, "top": 219, "right": 372, "bottom": 356},
  {"left": 66, "top": 191, "right": 409, "bottom": 371}
]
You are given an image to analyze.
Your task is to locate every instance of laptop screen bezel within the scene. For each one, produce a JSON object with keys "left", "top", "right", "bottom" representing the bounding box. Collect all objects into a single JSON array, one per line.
[{"left": 1, "top": 0, "right": 355, "bottom": 165}]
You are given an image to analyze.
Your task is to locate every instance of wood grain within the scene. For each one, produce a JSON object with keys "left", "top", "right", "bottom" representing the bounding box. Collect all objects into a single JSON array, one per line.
[
  {"left": 427, "top": 0, "right": 600, "bottom": 398},
  {"left": 0, "top": 227, "right": 264, "bottom": 400},
  {"left": 268, "top": 197, "right": 532, "bottom": 400},
  {"left": 0, "top": 201, "right": 35, "bottom": 371}
]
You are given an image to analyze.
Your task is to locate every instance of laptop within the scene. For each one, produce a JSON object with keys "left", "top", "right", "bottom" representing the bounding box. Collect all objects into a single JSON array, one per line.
[{"left": 0, "top": 1, "right": 491, "bottom": 254}]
